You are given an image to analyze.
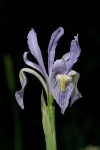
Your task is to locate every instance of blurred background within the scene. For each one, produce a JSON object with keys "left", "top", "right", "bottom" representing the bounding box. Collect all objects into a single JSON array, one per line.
[{"left": 0, "top": 0, "right": 100, "bottom": 150}]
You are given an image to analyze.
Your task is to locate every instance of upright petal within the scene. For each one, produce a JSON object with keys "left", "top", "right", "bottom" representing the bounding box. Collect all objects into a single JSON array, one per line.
[
  {"left": 52, "top": 52, "right": 70, "bottom": 74},
  {"left": 27, "top": 28, "right": 48, "bottom": 78},
  {"left": 67, "top": 70, "right": 82, "bottom": 106},
  {"left": 23, "top": 51, "right": 44, "bottom": 75},
  {"left": 52, "top": 59, "right": 66, "bottom": 74},
  {"left": 62, "top": 52, "right": 70, "bottom": 62},
  {"left": 48, "top": 27, "right": 64, "bottom": 75},
  {"left": 66, "top": 34, "right": 81, "bottom": 74},
  {"left": 51, "top": 52, "right": 70, "bottom": 83}
]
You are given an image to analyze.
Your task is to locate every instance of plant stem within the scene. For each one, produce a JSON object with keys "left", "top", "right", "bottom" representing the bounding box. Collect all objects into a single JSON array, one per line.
[{"left": 41, "top": 92, "right": 57, "bottom": 150}]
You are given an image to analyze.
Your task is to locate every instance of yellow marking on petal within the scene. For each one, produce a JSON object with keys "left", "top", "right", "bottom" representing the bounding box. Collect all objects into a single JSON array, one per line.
[
  {"left": 60, "top": 75, "right": 68, "bottom": 92},
  {"left": 56, "top": 74, "right": 72, "bottom": 92},
  {"left": 19, "top": 72, "right": 23, "bottom": 82}
]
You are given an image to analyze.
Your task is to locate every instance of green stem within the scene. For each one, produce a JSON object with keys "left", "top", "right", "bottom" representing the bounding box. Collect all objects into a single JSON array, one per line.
[
  {"left": 41, "top": 92, "right": 57, "bottom": 150},
  {"left": 47, "top": 105, "right": 57, "bottom": 150}
]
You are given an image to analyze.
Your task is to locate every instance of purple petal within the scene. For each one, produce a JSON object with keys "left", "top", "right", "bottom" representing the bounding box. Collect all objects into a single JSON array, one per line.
[
  {"left": 51, "top": 52, "right": 70, "bottom": 82},
  {"left": 48, "top": 27, "right": 64, "bottom": 75},
  {"left": 53, "top": 52, "right": 70, "bottom": 73},
  {"left": 67, "top": 70, "right": 82, "bottom": 106},
  {"left": 52, "top": 75, "right": 74, "bottom": 114},
  {"left": 15, "top": 71, "right": 27, "bottom": 109},
  {"left": 62, "top": 52, "right": 70, "bottom": 62},
  {"left": 52, "top": 59, "right": 66, "bottom": 74},
  {"left": 70, "top": 88, "right": 82, "bottom": 106},
  {"left": 66, "top": 34, "right": 81, "bottom": 74},
  {"left": 27, "top": 28, "right": 47, "bottom": 77},
  {"left": 50, "top": 60, "right": 66, "bottom": 91},
  {"left": 23, "top": 51, "right": 44, "bottom": 75}
]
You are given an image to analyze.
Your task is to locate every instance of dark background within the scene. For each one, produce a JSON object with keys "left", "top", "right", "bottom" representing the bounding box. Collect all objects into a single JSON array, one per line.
[{"left": 0, "top": 1, "right": 100, "bottom": 150}]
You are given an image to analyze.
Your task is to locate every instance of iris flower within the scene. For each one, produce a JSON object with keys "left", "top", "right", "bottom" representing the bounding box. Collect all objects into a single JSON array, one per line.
[{"left": 15, "top": 27, "right": 82, "bottom": 114}]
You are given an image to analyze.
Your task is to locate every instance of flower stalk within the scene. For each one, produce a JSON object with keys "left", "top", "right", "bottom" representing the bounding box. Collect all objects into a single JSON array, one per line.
[{"left": 41, "top": 91, "right": 57, "bottom": 150}]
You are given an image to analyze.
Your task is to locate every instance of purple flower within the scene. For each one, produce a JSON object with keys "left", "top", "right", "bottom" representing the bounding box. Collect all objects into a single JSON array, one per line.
[{"left": 15, "top": 27, "right": 82, "bottom": 114}]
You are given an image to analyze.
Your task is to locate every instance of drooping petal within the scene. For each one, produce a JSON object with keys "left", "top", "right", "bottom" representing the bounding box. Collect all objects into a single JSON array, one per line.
[
  {"left": 71, "top": 87, "right": 82, "bottom": 106},
  {"left": 52, "top": 75, "right": 74, "bottom": 114},
  {"left": 27, "top": 28, "right": 48, "bottom": 78},
  {"left": 15, "top": 70, "right": 27, "bottom": 109},
  {"left": 23, "top": 51, "right": 44, "bottom": 75},
  {"left": 15, "top": 68, "right": 48, "bottom": 109},
  {"left": 66, "top": 34, "right": 81, "bottom": 74},
  {"left": 67, "top": 70, "right": 82, "bottom": 106},
  {"left": 48, "top": 27, "right": 64, "bottom": 75}
]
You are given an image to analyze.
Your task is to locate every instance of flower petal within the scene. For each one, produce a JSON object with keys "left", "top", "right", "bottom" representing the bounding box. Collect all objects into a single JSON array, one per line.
[
  {"left": 62, "top": 52, "right": 70, "bottom": 62},
  {"left": 51, "top": 52, "right": 70, "bottom": 83},
  {"left": 48, "top": 27, "right": 64, "bottom": 75},
  {"left": 52, "top": 52, "right": 70, "bottom": 74},
  {"left": 23, "top": 51, "right": 44, "bottom": 75},
  {"left": 66, "top": 34, "right": 81, "bottom": 74},
  {"left": 68, "top": 70, "right": 82, "bottom": 106},
  {"left": 52, "top": 75, "right": 74, "bottom": 114},
  {"left": 27, "top": 28, "right": 48, "bottom": 78},
  {"left": 15, "top": 68, "right": 48, "bottom": 109},
  {"left": 52, "top": 59, "right": 66, "bottom": 74},
  {"left": 15, "top": 70, "right": 27, "bottom": 109},
  {"left": 71, "top": 87, "right": 82, "bottom": 106}
]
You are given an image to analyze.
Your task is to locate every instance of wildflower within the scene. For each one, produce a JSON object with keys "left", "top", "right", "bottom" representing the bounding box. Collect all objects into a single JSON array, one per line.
[{"left": 15, "top": 27, "right": 82, "bottom": 114}]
